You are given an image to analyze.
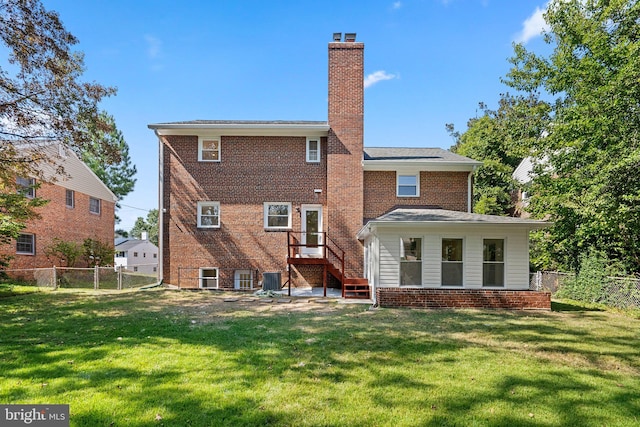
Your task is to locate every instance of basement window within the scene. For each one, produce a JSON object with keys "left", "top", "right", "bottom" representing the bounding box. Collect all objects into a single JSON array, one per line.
[{"left": 200, "top": 268, "right": 219, "bottom": 289}]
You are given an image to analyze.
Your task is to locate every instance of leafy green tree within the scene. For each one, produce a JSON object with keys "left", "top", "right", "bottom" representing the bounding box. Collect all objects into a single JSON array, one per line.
[
  {"left": 0, "top": 0, "right": 118, "bottom": 250},
  {"left": 130, "top": 209, "right": 158, "bottom": 246},
  {"left": 82, "top": 238, "right": 114, "bottom": 267},
  {"left": 81, "top": 111, "right": 137, "bottom": 219},
  {"left": 504, "top": 0, "right": 640, "bottom": 272},
  {"left": 44, "top": 238, "right": 82, "bottom": 267},
  {"left": 448, "top": 93, "right": 551, "bottom": 215}
]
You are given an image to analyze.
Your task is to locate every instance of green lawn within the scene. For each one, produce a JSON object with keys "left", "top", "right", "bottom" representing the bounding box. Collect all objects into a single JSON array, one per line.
[{"left": 0, "top": 287, "right": 638, "bottom": 426}]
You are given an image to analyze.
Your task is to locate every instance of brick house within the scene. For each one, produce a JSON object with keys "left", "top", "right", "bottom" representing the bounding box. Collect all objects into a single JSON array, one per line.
[
  {"left": 1, "top": 143, "right": 117, "bottom": 270},
  {"left": 149, "top": 33, "right": 550, "bottom": 309}
]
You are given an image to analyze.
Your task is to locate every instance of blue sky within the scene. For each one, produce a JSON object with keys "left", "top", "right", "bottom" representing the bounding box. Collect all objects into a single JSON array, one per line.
[{"left": 39, "top": 0, "right": 551, "bottom": 232}]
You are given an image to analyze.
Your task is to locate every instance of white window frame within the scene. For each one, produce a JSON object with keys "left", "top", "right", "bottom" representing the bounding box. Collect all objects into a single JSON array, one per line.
[
  {"left": 198, "top": 136, "right": 221, "bottom": 162},
  {"left": 65, "top": 189, "right": 75, "bottom": 208},
  {"left": 306, "top": 137, "right": 321, "bottom": 163},
  {"left": 16, "top": 233, "right": 35, "bottom": 255},
  {"left": 397, "top": 173, "right": 420, "bottom": 197},
  {"left": 483, "top": 238, "right": 506, "bottom": 287},
  {"left": 199, "top": 267, "right": 219, "bottom": 289},
  {"left": 17, "top": 177, "right": 35, "bottom": 199},
  {"left": 400, "top": 236, "right": 423, "bottom": 287},
  {"left": 264, "top": 202, "right": 292, "bottom": 230},
  {"left": 89, "top": 197, "right": 101, "bottom": 214},
  {"left": 234, "top": 269, "right": 253, "bottom": 290},
  {"left": 197, "top": 201, "right": 221, "bottom": 228},
  {"left": 441, "top": 237, "right": 464, "bottom": 287}
]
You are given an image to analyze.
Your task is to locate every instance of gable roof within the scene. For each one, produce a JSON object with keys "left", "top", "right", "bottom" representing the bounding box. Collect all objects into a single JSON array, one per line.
[
  {"left": 362, "top": 147, "right": 481, "bottom": 172},
  {"left": 115, "top": 239, "right": 158, "bottom": 251},
  {"left": 148, "top": 120, "right": 330, "bottom": 137},
  {"left": 18, "top": 142, "right": 117, "bottom": 202},
  {"left": 357, "top": 208, "right": 549, "bottom": 239}
]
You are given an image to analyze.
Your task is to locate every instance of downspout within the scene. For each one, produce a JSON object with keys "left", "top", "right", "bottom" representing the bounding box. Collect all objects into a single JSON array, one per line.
[
  {"left": 155, "top": 130, "right": 164, "bottom": 285},
  {"left": 467, "top": 168, "right": 475, "bottom": 213}
]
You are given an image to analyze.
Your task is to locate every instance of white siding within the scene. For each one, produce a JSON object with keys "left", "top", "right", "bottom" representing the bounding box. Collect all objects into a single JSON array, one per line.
[
  {"left": 37, "top": 144, "right": 117, "bottom": 202},
  {"left": 378, "top": 232, "right": 400, "bottom": 287},
  {"left": 423, "top": 234, "right": 440, "bottom": 287},
  {"left": 367, "top": 224, "right": 533, "bottom": 289}
]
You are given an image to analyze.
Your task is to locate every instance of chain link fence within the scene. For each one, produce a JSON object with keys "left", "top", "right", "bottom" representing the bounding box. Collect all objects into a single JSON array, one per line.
[
  {"left": 2, "top": 266, "right": 158, "bottom": 290},
  {"left": 530, "top": 271, "right": 640, "bottom": 309}
]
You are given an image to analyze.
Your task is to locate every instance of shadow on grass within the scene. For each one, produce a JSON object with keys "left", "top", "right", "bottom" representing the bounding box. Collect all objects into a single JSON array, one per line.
[
  {"left": 551, "top": 300, "right": 604, "bottom": 312},
  {"left": 0, "top": 290, "right": 638, "bottom": 426}
]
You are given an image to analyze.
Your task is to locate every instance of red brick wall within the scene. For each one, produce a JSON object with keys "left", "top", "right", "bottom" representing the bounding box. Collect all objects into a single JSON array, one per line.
[
  {"left": 162, "top": 135, "right": 328, "bottom": 288},
  {"left": 327, "top": 41, "right": 364, "bottom": 277},
  {"left": 0, "top": 182, "right": 115, "bottom": 269},
  {"left": 376, "top": 288, "right": 551, "bottom": 310},
  {"left": 364, "top": 171, "right": 469, "bottom": 220}
]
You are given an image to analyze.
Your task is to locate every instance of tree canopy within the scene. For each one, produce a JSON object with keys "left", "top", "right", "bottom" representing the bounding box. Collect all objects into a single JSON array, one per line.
[
  {"left": 130, "top": 209, "right": 159, "bottom": 246},
  {"left": 82, "top": 111, "right": 137, "bottom": 215},
  {"left": 0, "top": 0, "right": 124, "bottom": 247},
  {"left": 448, "top": 93, "right": 551, "bottom": 215},
  {"left": 503, "top": 0, "right": 640, "bottom": 272}
]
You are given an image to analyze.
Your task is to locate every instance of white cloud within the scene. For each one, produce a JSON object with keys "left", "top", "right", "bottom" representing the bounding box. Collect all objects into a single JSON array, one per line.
[
  {"left": 515, "top": 4, "right": 550, "bottom": 44},
  {"left": 364, "top": 70, "right": 397, "bottom": 88},
  {"left": 392, "top": 1, "right": 402, "bottom": 9},
  {"left": 144, "top": 35, "right": 162, "bottom": 59}
]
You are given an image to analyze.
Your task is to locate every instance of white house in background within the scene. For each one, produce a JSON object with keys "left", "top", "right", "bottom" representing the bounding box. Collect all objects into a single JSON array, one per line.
[{"left": 114, "top": 233, "right": 158, "bottom": 275}]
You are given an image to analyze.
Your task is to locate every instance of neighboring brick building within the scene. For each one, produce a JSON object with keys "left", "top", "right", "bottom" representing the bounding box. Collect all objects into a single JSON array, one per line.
[
  {"left": 149, "top": 33, "right": 550, "bottom": 309},
  {"left": 0, "top": 144, "right": 117, "bottom": 270}
]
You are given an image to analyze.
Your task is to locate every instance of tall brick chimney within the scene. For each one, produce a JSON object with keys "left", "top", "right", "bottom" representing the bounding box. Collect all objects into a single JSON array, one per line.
[{"left": 327, "top": 33, "right": 364, "bottom": 277}]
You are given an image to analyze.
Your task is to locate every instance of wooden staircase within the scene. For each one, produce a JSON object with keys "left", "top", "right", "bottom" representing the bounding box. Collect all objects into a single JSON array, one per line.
[{"left": 287, "top": 231, "right": 371, "bottom": 299}]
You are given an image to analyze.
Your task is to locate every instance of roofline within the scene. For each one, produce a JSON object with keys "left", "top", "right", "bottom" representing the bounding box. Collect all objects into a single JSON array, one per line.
[
  {"left": 148, "top": 122, "right": 330, "bottom": 137},
  {"left": 357, "top": 218, "right": 550, "bottom": 239},
  {"left": 362, "top": 160, "right": 481, "bottom": 172}
]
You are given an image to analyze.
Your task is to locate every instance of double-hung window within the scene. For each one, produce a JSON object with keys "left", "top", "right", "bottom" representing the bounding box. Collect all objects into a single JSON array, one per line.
[
  {"left": 483, "top": 239, "right": 505, "bottom": 287},
  {"left": 89, "top": 197, "right": 101, "bottom": 214},
  {"left": 400, "top": 237, "right": 422, "bottom": 286},
  {"left": 200, "top": 268, "right": 218, "bottom": 288},
  {"left": 17, "top": 177, "right": 35, "bottom": 198},
  {"left": 397, "top": 173, "right": 419, "bottom": 197},
  {"left": 264, "top": 203, "right": 291, "bottom": 229},
  {"left": 66, "top": 189, "right": 75, "bottom": 208},
  {"left": 197, "top": 201, "right": 220, "bottom": 228},
  {"left": 442, "top": 238, "right": 463, "bottom": 286},
  {"left": 306, "top": 138, "right": 320, "bottom": 163},
  {"left": 16, "top": 233, "right": 35, "bottom": 255},
  {"left": 198, "top": 137, "right": 220, "bottom": 161}
]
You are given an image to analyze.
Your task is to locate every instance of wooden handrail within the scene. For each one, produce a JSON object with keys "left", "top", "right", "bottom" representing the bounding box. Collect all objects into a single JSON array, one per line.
[{"left": 287, "top": 231, "right": 346, "bottom": 286}]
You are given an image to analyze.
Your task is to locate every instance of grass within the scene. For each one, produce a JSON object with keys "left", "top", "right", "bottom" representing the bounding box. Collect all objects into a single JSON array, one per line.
[{"left": 0, "top": 288, "right": 639, "bottom": 426}]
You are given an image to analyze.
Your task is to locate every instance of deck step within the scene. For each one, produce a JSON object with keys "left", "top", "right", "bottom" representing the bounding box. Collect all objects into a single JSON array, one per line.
[{"left": 343, "top": 278, "right": 370, "bottom": 299}]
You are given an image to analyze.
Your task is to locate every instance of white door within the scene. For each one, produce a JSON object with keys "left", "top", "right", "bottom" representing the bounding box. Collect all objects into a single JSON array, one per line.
[{"left": 301, "top": 205, "right": 323, "bottom": 256}]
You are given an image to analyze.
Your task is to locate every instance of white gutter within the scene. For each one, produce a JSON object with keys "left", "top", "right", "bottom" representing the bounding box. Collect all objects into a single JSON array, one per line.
[
  {"left": 468, "top": 171, "right": 473, "bottom": 213},
  {"left": 155, "top": 130, "right": 164, "bottom": 284},
  {"left": 148, "top": 123, "right": 330, "bottom": 137}
]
